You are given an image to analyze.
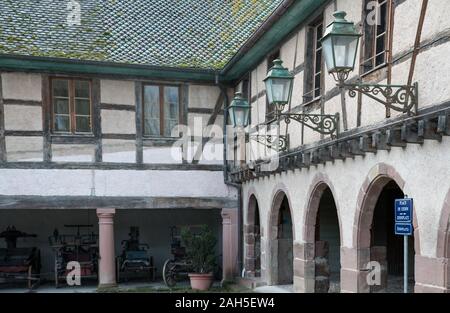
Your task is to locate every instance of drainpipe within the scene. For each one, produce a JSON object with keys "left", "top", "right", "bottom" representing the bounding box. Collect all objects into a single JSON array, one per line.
[{"left": 219, "top": 81, "right": 244, "bottom": 280}]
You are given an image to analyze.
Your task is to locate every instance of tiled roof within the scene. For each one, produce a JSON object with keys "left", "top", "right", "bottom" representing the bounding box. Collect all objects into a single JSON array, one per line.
[{"left": 0, "top": 0, "right": 284, "bottom": 70}]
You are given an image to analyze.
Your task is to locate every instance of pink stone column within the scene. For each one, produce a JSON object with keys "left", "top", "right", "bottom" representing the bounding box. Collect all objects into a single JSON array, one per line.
[
  {"left": 97, "top": 208, "right": 117, "bottom": 288},
  {"left": 221, "top": 208, "right": 239, "bottom": 282}
]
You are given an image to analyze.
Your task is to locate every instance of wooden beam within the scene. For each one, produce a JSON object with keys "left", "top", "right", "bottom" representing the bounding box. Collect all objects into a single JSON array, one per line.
[
  {"left": 387, "top": 128, "right": 407, "bottom": 148},
  {"left": 359, "top": 135, "right": 377, "bottom": 153},
  {"left": 437, "top": 114, "right": 450, "bottom": 136},
  {"left": 418, "top": 119, "right": 442, "bottom": 142},
  {"left": 372, "top": 131, "right": 392, "bottom": 151},
  {"left": 401, "top": 122, "right": 424, "bottom": 144},
  {"left": 192, "top": 89, "right": 225, "bottom": 164},
  {"left": 0, "top": 72, "right": 5, "bottom": 162},
  {"left": 42, "top": 74, "right": 52, "bottom": 162},
  {"left": 135, "top": 82, "right": 144, "bottom": 164},
  {"left": 92, "top": 79, "right": 102, "bottom": 162},
  {"left": 0, "top": 195, "right": 237, "bottom": 210},
  {"left": 0, "top": 162, "right": 223, "bottom": 171}
]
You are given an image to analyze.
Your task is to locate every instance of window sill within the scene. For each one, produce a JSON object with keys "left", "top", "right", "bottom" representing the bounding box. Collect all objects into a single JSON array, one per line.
[{"left": 142, "top": 136, "right": 182, "bottom": 147}]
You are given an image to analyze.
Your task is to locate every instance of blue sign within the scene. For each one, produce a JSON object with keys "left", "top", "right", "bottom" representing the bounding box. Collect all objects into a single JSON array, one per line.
[
  {"left": 395, "top": 198, "right": 413, "bottom": 223},
  {"left": 395, "top": 223, "right": 413, "bottom": 236}
]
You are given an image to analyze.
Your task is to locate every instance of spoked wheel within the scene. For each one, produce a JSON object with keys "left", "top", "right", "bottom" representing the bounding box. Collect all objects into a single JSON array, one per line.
[{"left": 162, "top": 259, "right": 177, "bottom": 288}]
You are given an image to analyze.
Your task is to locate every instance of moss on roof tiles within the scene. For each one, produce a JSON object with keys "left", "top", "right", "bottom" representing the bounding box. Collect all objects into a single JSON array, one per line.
[{"left": 0, "top": 0, "right": 284, "bottom": 70}]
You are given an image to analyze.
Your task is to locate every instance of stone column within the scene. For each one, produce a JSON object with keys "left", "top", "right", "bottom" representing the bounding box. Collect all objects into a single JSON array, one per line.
[
  {"left": 340, "top": 247, "right": 370, "bottom": 293},
  {"left": 221, "top": 208, "right": 239, "bottom": 282},
  {"left": 293, "top": 241, "right": 315, "bottom": 293},
  {"left": 97, "top": 208, "right": 117, "bottom": 288}
]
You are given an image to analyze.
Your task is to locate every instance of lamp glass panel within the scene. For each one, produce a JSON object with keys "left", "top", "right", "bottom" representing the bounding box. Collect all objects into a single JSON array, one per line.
[
  {"left": 270, "top": 78, "right": 292, "bottom": 104},
  {"left": 234, "top": 107, "right": 246, "bottom": 127},
  {"left": 333, "top": 35, "right": 359, "bottom": 69},
  {"left": 322, "top": 36, "right": 335, "bottom": 72}
]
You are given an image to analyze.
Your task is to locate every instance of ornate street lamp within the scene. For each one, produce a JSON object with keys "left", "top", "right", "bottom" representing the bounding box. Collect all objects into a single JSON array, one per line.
[
  {"left": 321, "top": 11, "right": 418, "bottom": 116},
  {"left": 321, "top": 11, "right": 361, "bottom": 82},
  {"left": 227, "top": 92, "right": 251, "bottom": 128},
  {"left": 264, "top": 59, "right": 340, "bottom": 139},
  {"left": 264, "top": 59, "right": 294, "bottom": 113}
]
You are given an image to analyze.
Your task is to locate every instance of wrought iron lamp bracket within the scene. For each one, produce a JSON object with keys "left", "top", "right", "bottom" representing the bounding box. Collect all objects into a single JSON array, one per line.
[
  {"left": 249, "top": 134, "right": 289, "bottom": 152},
  {"left": 278, "top": 112, "right": 340, "bottom": 139},
  {"left": 342, "top": 82, "right": 419, "bottom": 115}
]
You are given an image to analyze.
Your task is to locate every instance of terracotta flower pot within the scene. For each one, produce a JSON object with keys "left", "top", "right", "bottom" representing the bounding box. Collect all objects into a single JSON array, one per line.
[{"left": 188, "top": 273, "right": 214, "bottom": 291}]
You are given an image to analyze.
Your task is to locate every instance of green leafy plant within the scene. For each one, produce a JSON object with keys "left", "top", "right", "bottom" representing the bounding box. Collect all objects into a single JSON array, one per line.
[{"left": 181, "top": 225, "right": 217, "bottom": 274}]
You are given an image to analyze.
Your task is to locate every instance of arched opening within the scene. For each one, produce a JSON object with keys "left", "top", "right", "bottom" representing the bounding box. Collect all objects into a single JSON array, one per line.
[
  {"left": 314, "top": 187, "right": 341, "bottom": 293},
  {"left": 363, "top": 179, "right": 416, "bottom": 293},
  {"left": 269, "top": 191, "right": 294, "bottom": 287},
  {"left": 277, "top": 197, "right": 293, "bottom": 285},
  {"left": 245, "top": 195, "right": 261, "bottom": 278}
]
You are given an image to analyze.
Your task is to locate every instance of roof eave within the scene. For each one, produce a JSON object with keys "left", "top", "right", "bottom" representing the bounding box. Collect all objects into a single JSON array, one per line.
[
  {"left": 0, "top": 54, "right": 219, "bottom": 83},
  {"left": 220, "top": 0, "right": 329, "bottom": 82}
]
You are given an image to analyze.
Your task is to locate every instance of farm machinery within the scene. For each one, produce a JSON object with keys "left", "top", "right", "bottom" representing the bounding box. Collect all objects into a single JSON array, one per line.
[
  {"left": 116, "top": 227, "right": 156, "bottom": 282},
  {"left": 49, "top": 225, "right": 98, "bottom": 288},
  {"left": 0, "top": 226, "right": 41, "bottom": 289}
]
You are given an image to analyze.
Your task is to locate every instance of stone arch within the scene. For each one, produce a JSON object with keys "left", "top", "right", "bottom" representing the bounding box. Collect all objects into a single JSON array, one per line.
[
  {"left": 352, "top": 163, "right": 420, "bottom": 293},
  {"left": 303, "top": 173, "right": 343, "bottom": 246},
  {"left": 301, "top": 173, "right": 342, "bottom": 293},
  {"left": 436, "top": 189, "right": 450, "bottom": 259},
  {"left": 267, "top": 184, "right": 295, "bottom": 286},
  {"left": 244, "top": 192, "right": 261, "bottom": 278}
]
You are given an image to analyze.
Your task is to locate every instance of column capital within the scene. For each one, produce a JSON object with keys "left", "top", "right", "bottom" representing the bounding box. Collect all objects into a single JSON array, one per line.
[
  {"left": 221, "top": 208, "right": 238, "bottom": 224},
  {"left": 97, "top": 208, "right": 116, "bottom": 218}
]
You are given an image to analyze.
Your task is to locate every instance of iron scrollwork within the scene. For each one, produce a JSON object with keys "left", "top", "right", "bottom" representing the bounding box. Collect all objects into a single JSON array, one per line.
[
  {"left": 279, "top": 113, "right": 340, "bottom": 139},
  {"left": 344, "top": 82, "right": 418, "bottom": 115},
  {"left": 249, "top": 134, "right": 289, "bottom": 152}
]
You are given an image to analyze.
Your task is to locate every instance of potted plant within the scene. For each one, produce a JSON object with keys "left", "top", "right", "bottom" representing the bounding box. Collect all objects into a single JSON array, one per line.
[{"left": 181, "top": 225, "right": 217, "bottom": 291}]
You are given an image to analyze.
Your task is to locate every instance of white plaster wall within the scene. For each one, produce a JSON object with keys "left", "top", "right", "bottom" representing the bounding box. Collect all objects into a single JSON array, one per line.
[
  {"left": 1, "top": 72, "right": 42, "bottom": 101},
  {"left": 100, "top": 79, "right": 135, "bottom": 105},
  {"left": 101, "top": 110, "right": 136, "bottom": 134},
  {"left": 243, "top": 137, "right": 450, "bottom": 263},
  {"left": 102, "top": 139, "right": 136, "bottom": 163},
  {"left": 3, "top": 105, "right": 43, "bottom": 131},
  {"left": 188, "top": 85, "right": 220, "bottom": 109},
  {"left": 143, "top": 147, "right": 183, "bottom": 164},
  {"left": 52, "top": 144, "right": 96, "bottom": 163},
  {"left": 0, "top": 169, "right": 238, "bottom": 199},
  {"left": 5, "top": 136, "right": 43, "bottom": 162}
]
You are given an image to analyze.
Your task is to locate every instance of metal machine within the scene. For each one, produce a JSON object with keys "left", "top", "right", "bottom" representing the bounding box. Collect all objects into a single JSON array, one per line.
[
  {"left": 48, "top": 225, "right": 98, "bottom": 288},
  {"left": 0, "top": 226, "right": 41, "bottom": 289},
  {"left": 116, "top": 227, "right": 156, "bottom": 282},
  {"left": 162, "top": 226, "right": 193, "bottom": 287}
]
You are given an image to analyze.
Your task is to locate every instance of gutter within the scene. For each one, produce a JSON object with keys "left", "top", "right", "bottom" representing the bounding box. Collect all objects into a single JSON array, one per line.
[
  {"left": 220, "top": 83, "right": 244, "bottom": 281},
  {"left": 0, "top": 54, "right": 218, "bottom": 83}
]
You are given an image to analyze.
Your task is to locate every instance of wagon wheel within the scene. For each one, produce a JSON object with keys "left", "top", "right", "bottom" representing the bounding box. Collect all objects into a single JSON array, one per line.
[
  {"left": 27, "top": 266, "right": 32, "bottom": 289},
  {"left": 162, "top": 259, "right": 177, "bottom": 288},
  {"left": 54, "top": 258, "right": 59, "bottom": 289}
]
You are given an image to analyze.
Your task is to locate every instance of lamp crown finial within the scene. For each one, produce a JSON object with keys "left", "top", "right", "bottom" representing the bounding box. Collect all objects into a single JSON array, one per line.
[
  {"left": 272, "top": 59, "right": 283, "bottom": 67},
  {"left": 333, "top": 11, "right": 347, "bottom": 22}
]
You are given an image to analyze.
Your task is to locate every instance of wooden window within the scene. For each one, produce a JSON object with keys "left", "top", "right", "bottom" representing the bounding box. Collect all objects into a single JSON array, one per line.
[
  {"left": 266, "top": 50, "right": 280, "bottom": 121},
  {"left": 51, "top": 78, "right": 92, "bottom": 134},
  {"left": 304, "top": 17, "right": 324, "bottom": 103},
  {"left": 143, "top": 84, "right": 180, "bottom": 137},
  {"left": 362, "top": 0, "right": 390, "bottom": 73}
]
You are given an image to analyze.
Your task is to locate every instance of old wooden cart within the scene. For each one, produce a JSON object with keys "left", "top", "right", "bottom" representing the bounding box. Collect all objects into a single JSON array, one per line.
[
  {"left": 0, "top": 226, "right": 41, "bottom": 289},
  {"left": 49, "top": 225, "right": 98, "bottom": 288},
  {"left": 116, "top": 227, "right": 156, "bottom": 282},
  {"left": 162, "top": 226, "right": 194, "bottom": 287}
]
